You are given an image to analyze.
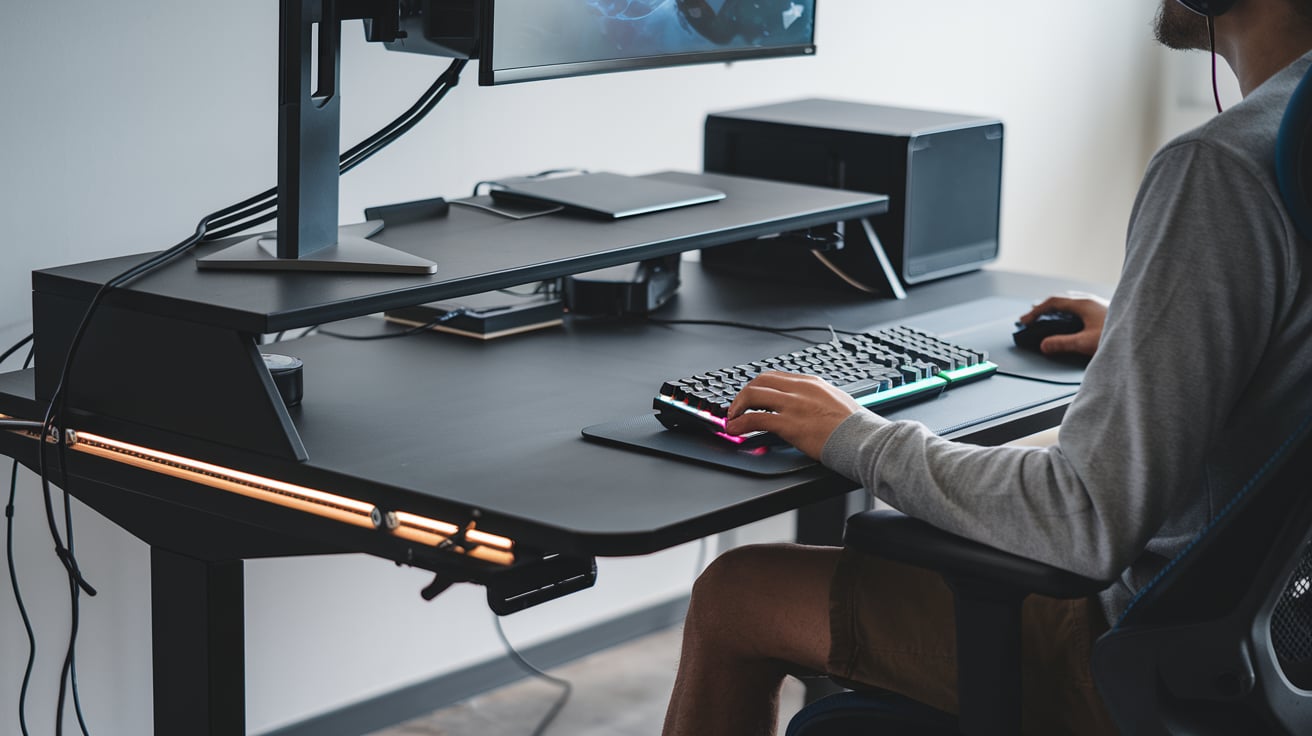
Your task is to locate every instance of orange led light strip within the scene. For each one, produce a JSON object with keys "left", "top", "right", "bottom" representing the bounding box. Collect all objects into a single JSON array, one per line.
[
  {"left": 68, "top": 431, "right": 515, "bottom": 564},
  {"left": 70, "top": 430, "right": 381, "bottom": 529},
  {"left": 0, "top": 415, "right": 514, "bottom": 564},
  {"left": 389, "top": 511, "right": 516, "bottom": 566}
]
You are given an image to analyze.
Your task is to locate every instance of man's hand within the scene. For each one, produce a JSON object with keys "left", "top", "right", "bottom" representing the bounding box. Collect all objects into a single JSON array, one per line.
[
  {"left": 724, "top": 372, "right": 863, "bottom": 459},
  {"left": 1018, "top": 293, "right": 1110, "bottom": 357}
]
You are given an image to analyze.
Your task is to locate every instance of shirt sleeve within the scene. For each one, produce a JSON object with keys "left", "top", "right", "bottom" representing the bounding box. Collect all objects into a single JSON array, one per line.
[{"left": 820, "top": 139, "right": 1287, "bottom": 581}]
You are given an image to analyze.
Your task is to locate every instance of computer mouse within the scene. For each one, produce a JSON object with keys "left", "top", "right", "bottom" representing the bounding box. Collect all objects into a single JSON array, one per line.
[{"left": 1013, "top": 311, "right": 1084, "bottom": 352}]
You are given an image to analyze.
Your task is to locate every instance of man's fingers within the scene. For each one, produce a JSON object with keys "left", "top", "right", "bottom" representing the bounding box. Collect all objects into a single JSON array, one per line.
[
  {"left": 1020, "top": 292, "right": 1109, "bottom": 324},
  {"left": 724, "top": 409, "right": 788, "bottom": 437},
  {"left": 727, "top": 372, "right": 825, "bottom": 417},
  {"left": 727, "top": 383, "right": 795, "bottom": 419},
  {"left": 1020, "top": 296, "right": 1075, "bottom": 324},
  {"left": 1040, "top": 332, "right": 1091, "bottom": 356}
]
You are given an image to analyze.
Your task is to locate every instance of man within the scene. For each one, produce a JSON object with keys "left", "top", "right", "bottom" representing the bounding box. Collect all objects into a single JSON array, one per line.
[{"left": 661, "top": 1, "right": 1312, "bottom": 734}]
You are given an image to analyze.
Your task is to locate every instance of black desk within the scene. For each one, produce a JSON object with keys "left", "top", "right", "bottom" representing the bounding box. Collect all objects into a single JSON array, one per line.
[{"left": 0, "top": 172, "right": 1096, "bottom": 735}]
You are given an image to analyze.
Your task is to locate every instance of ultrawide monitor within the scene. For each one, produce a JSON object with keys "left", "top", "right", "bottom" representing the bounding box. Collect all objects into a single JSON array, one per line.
[{"left": 481, "top": 0, "right": 816, "bottom": 85}]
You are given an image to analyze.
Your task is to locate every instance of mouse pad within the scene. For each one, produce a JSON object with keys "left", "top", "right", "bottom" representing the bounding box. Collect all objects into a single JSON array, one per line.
[
  {"left": 581, "top": 413, "right": 817, "bottom": 476},
  {"left": 584, "top": 299, "right": 1089, "bottom": 476},
  {"left": 870, "top": 297, "right": 1088, "bottom": 386}
]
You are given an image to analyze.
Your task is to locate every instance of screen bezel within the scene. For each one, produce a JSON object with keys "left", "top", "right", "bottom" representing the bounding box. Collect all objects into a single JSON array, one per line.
[{"left": 479, "top": 0, "right": 818, "bottom": 86}]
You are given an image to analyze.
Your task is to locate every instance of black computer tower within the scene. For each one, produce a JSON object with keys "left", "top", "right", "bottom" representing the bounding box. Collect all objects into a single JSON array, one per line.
[{"left": 702, "top": 98, "right": 1003, "bottom": 293}]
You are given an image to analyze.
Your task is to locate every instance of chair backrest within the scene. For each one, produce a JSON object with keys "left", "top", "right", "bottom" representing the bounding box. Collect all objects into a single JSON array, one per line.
[
  {"left": 1277, "top": 60, "right": 1312, "bottom": 241},
  {"left": 1092, "top": 62, "right": 1312, "bottom": 734},
  {"left": 1093, "top": 415, "right": 1312, "bottom": 734}
]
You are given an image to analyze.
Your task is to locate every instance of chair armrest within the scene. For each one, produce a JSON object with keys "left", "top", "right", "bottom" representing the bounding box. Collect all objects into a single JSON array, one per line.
[{"left": 844, "top": 509, "right": 1108, "bottom": 600}]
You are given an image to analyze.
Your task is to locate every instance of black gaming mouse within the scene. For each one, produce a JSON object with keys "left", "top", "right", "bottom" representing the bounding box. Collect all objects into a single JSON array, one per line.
[{"left": 1013, "top": 311, "right": 1084, "bottom": 351}]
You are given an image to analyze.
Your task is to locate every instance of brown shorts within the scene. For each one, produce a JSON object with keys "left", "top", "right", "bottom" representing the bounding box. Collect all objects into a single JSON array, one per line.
[{"left": 827, "top": 547, "right": 1117, "bottom": 736}]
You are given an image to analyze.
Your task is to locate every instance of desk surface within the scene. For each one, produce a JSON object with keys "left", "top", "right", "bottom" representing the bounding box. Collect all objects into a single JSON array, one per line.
[{"left": 0, "top": 265, "right": 1096, "bottom": 563}]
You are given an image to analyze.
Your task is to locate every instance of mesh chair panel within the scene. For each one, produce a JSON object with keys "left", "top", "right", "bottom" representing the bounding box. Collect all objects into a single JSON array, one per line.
[{"left": 1271, "top": 541, "right": 1312, "bottom": 689}]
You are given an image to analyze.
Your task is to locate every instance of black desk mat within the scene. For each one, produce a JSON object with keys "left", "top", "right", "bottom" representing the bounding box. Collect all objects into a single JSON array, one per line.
[
  {"left": 582, "top": 414, "right": 816, "bottom": 476},
  {"left": 583, "top": 292, "right": 1087, "bottom": 477},
  {"left": 584, "top": 376, "right": 1077, "bottom": 476}
]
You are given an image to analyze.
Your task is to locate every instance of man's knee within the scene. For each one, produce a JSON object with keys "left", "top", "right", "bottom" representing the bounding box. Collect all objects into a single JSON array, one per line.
[
  {"left": 691, "top": 544, "right": 774, "bottom": 612},
  {"left": 689, "top": 543, "right": 827, "bottom": 624}
]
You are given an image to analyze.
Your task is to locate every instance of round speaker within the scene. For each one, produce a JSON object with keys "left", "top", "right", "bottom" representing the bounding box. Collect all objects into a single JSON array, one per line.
[{"left": 262, "top": 353, "right": 304, "bottom": 407}]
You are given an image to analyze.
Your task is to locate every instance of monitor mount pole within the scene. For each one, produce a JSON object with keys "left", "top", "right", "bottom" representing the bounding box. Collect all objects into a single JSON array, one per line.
[{"left": 198, "top": 0, "right": 438, "bottom": 274}]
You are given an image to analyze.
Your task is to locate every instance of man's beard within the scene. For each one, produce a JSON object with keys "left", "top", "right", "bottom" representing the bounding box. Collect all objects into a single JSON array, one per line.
[{"left": 1154, "top": 0, "right": 1212, "bottom": 50}]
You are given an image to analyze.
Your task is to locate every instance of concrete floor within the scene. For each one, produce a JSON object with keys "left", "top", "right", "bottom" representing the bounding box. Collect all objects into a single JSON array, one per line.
[{"left": 368, "top": 624, "right": 806, "bottom": 736}]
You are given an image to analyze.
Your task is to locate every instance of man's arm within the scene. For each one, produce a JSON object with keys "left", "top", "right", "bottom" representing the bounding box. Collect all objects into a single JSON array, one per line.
[{"left": 731, "top": 139, "right": 1288, "bottom": 582}]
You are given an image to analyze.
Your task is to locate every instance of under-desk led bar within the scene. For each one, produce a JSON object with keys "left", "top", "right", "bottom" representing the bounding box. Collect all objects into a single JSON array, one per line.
[
  {"left": 69, "top": 430, "right": 381, "bottom": 529},
  {"left": 389, "top": 511, "right": 516, "bottom": 566},
  {"left": 0, "top": 415, "right": 515, "bottom": 565}
]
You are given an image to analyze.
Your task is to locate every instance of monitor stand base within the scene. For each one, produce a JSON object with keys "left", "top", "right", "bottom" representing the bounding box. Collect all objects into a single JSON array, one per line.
[{"left": 196, "top": 221, "right": 437, "bottom": 274}]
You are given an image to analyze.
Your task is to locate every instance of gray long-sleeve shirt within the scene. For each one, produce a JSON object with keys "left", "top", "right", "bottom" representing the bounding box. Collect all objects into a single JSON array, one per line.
[{"left": 822, "top": 52, "right": 1312, "bottom": 623}]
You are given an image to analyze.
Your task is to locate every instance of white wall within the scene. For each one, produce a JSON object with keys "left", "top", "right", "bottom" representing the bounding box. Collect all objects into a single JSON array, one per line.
[
  {"left": 1, "top": 2, "right": 1167, "bottom": 734},
  {"left": 1156, "top": 46, "right": 1244, "bottom": 147}
]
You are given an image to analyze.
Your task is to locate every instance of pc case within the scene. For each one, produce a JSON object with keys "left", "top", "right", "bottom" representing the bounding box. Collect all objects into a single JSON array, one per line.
[{"left": 702, "top": 98, "right": 1003, "bottom": 294}]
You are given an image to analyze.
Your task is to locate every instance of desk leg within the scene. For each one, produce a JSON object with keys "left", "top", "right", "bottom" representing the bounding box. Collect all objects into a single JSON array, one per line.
[
  {"left": 795, "top": 489, "right": 866, "bottom": 547},
  {"left": 795, "top": 490, "right": 867, "bottom": 704},
  {"left": 151, "top": 547, "right": 245, "bottom": 736}
]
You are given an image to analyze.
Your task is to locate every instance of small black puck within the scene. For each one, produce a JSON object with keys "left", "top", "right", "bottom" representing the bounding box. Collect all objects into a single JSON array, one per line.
[{"left": 262, "top": 353, "right": 304, "bottom": 407}]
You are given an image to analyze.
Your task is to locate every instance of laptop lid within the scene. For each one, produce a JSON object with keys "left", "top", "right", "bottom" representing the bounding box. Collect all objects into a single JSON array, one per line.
[{"left": 489, "top": 172, "right": 726, "bottom": 219}]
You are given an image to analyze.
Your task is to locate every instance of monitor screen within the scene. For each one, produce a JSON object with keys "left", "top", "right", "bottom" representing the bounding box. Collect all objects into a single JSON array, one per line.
[{"left": 482, "top": 0, "right": 816, "bottom": 85}]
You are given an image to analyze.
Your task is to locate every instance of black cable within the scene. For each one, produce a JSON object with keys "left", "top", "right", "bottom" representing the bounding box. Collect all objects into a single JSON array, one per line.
[
  {"left": 644, "top": 317, "right": 864, "bottom": 342},
  {"left": 0, "top": 333, "right": 34, "bottom": 368},
  {"left": 340, "top": 58, "right": 467, "bottom": 175},
  {"left": 497, "top": 286, "right": 544, "bottom": 297},
  {"left": 30, "top": 99, "right": 334, "bottom": 728},
  {"left": 492, "top": 614, "right": 572, "bottom": 736},
  {"left": 39, "top": 217, "right": 205, "bottom": 587},
  {"left": 200, "top": 211, "right": 279, "bottom": 243},
  {"left": 497, "top": 280, "right": 560, "bottom": 298},
  {"left": 8, "top": 462, "right": 35, "bottom": 736},
  {"left": 56, "top": 430, "right": 91, "bottom": 736},
  {"left": 34, "top": 107, "right": 304, "bottom": 736},
  {"left": 8, "top": 350, "right": 36, "bottom": 736},
  {"left": 472, "top": 168, "right": 589, "bottom": 197},
  {"left": 316, "top": 309, "right": 468, "bottom": 341},
  {"left": 995, "top": 370, "right": 1083, "bottom": 386},
  {"left": 21, "top": 55, "right": 472, "bottom": 736},
  {"left": 202, "top": 57, "right": 468, "bottom": 243},
  {"left": 1208, "top": 16, "right": 1224, "bottom": 114},
  {"left": 35, "top": 51, "right": 471, "bottom": 582},
  {"left": 268, "top": 324, "right": 321, "bottom": 343}
]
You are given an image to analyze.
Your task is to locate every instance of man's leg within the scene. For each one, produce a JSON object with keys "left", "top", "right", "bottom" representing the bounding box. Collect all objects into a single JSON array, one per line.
[{"left": 662, "top": 543, "right": 841, "bottom": 736}]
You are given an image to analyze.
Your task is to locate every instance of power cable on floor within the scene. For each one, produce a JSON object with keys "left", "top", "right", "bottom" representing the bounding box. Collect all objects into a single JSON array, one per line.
[{"left": 492, "top": 614, "right": 573, "bottom": 736}]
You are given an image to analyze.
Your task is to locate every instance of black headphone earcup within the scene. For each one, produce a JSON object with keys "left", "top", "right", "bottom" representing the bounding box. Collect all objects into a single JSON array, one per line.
[{"left": 1176, "top": 0, "right": 1238, "bottom": 15}]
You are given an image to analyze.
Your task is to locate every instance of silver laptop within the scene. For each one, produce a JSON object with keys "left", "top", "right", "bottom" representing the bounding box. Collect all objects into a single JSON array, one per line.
[{"left": 489, "top": 172, "right": 726, "bottom": 219}]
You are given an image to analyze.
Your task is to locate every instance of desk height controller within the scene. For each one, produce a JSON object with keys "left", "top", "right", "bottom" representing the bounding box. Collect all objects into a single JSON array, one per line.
[{"left": 421, "top": 551, "right": 598, "bottom": 616}]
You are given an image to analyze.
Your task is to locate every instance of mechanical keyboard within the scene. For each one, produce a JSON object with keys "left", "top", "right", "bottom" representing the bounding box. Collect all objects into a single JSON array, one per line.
[{"left": 653, "top": 326, "right": 997, "bottom": 446}]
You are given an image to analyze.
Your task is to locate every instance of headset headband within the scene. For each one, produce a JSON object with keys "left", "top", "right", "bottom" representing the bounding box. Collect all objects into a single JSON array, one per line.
[{"left": 1176, "top": 0, "right": 1237, "bottom": 15}]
